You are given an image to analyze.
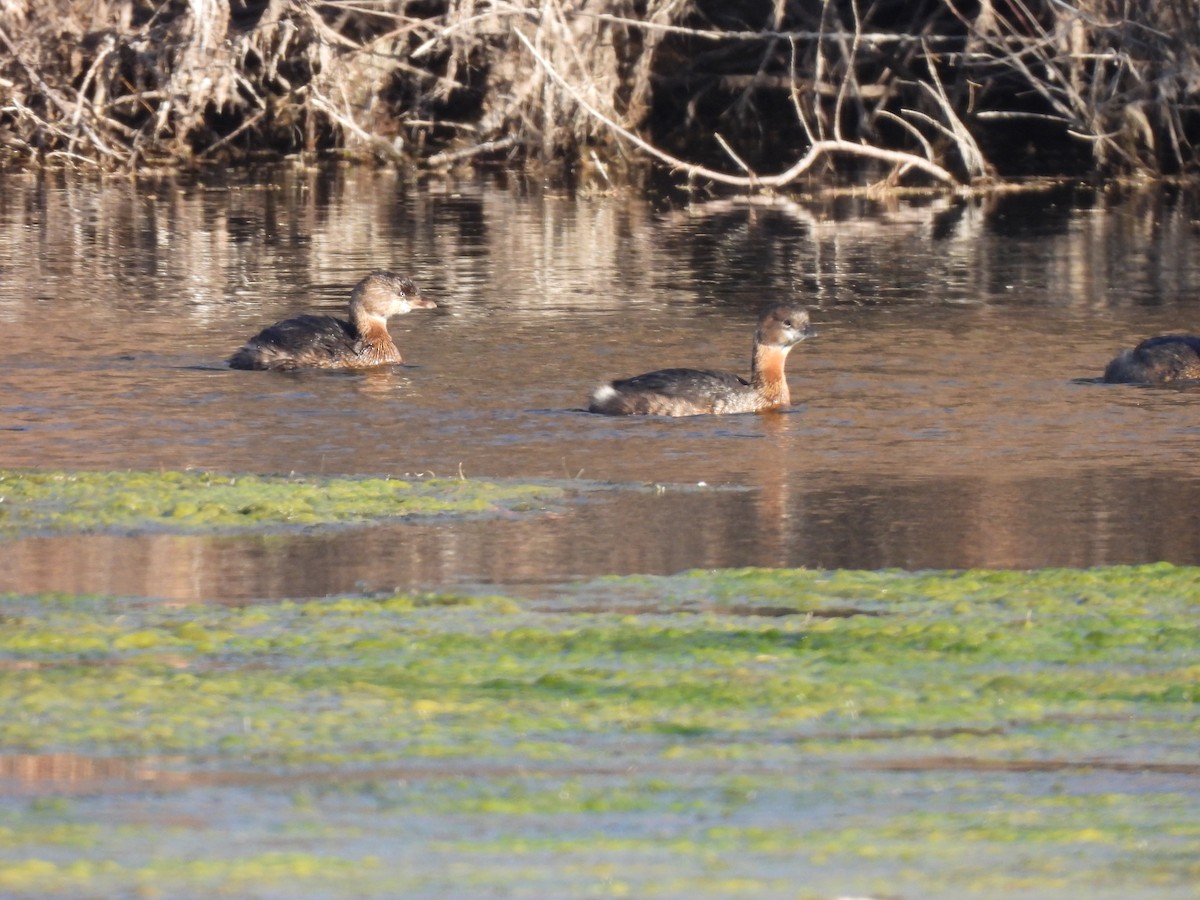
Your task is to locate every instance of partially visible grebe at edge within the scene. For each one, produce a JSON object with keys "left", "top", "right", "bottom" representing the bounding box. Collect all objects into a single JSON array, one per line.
[
  {"left": 228, "top": 271, "right": 436, "bottom": 371},
  {"left": 1103, "top": 334, "right": 1200, "bottom": 384},
  {"left": 588, "top": 303, "right": 815, "bottom": 416}
]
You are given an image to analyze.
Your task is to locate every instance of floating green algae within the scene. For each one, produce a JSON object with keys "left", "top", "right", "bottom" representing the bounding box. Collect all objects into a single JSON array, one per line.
[
  {"left": 0, "top": 564, "right": 1197, "bottom": 897},
  {"left": 0, "top": 851, "right": 377, "bottom": 898},
  {"left": 0, "top": 468, "right": 565, "bottom": 535},
  {"left": 0, "top": 565, "right": 1196, "bottom": 759}
]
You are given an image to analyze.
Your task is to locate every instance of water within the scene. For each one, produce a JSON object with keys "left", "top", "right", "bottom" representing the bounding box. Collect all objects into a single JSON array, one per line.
[
  {"left": 3, "top": 171, "right": 1200, "bottom": 599},
  {"left": 3, "top": 172, "right": 1200, "bottom": 899}
]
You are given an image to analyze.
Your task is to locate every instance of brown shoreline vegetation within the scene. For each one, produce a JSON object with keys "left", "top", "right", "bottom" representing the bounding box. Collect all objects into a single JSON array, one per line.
[{"left": 1, "top": 1, "right": 1198, "bottom": 189}]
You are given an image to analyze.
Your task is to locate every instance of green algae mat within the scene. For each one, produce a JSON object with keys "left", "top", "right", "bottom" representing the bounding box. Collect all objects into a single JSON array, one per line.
[
  {"left": 0, "top": 565, "right": 1197, "bottom": 898},
  {"left": 0, "top": 468, "right": 566, "bottom": 534}
]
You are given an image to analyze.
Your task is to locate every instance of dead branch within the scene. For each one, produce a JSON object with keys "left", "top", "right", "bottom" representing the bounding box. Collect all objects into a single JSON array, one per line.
[
  {"left": 307, "top": 85, "right": 406, "bottom": 162},
  {"left": 1, "top": 1, "right": 1196, "bottom": 179},
  {"left": 513, "top": 27, "right": 959, "bottom": 189},
  {"left": 425, "top": 134, "right": 519, "bottom": 169}
]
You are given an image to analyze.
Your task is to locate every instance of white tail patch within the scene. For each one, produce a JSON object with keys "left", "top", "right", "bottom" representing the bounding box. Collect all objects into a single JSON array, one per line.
[{"left": 590, "top": 384, "right": 617, "bottom": 405}]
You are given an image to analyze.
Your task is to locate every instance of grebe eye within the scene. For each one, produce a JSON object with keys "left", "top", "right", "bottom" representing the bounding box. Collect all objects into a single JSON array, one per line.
[{"left": 783, "top": 319, "right": 793, "bottom": 327}]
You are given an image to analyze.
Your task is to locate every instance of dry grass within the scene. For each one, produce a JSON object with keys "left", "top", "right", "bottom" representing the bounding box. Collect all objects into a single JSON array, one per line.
[{"left": 0, "top": 1, "right": 1197, "bottom": 184}]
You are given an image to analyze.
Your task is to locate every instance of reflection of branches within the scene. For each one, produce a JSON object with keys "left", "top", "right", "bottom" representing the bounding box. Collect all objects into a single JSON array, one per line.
[
  {"left": 514, "top": 28, "right": 959, "bottom": 188},
  {"left": 666, "top": 193, "right": 970, "bottom": 238}
]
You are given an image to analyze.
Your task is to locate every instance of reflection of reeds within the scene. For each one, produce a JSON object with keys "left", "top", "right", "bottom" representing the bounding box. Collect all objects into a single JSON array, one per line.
[
  {"left": 0, "top": 172, "right": 1195, "bottom": 332},
  {"left": 1, "top": 2, "right": 1196, "bottom": 180},
  {"left": 0, "top": 752, "right": 174, "bottom": 792}
]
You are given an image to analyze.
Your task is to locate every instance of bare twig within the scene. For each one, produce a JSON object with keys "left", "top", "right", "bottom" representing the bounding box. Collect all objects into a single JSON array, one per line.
[
  {"left": 196, "top": 109, "right": 269, "bottom": 160},
  {"left": 513, "top": 26, "right": 958, "bottom": 188},
  {"left": 918, "top": 42, "right": 990, "bottom": 178},
  {"left": 425, "top": 134, "right": 520, "bottom": 168},
  {"left": 0, "top": 24, "right": 130, "bottom": 165},
  {"left": 1, "top": 0, "right": 1193, "bottom": 178},
  {"left": 307, "top": 85, "right": 406, "bottom": 161},
  {"left": 878, "top": 109, "right": 935, "bottom": 161},
  {"left": 714, "top": 133, "right": 757, "bottom": 180}
]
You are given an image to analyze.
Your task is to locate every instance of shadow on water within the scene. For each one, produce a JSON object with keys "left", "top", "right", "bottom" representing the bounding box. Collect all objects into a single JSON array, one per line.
[{"left": 2, "top": 171, "right": 1200, "bottom": 597}]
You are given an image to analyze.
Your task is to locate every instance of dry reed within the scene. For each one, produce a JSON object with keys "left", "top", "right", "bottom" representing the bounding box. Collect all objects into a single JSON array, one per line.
[{"left": 1, "top": 1, "right": 1197, "bottom": 185}]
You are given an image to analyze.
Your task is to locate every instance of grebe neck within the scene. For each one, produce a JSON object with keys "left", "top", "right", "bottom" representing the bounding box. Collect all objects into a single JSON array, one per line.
[
  {"left": 349, "top": 308, "right": 391, "bottom": 343},
  {"left": 750, "top": 344, "right": 792, "bottom": 406}
]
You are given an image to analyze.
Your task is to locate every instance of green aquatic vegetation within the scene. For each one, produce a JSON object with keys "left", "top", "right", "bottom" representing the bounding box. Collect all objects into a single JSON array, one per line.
[
  {"left": 589, "top": 562, "right": 1199, "bottom": 620},
  {"left": 0, "top": 852, "right": 376, "bottom": 896},
  {"left": 0, "top": 822, "right": 100, "bottom": 850},
  {"left": 0, "top": 468, "right": 565, "bottom": 535},
  {"left": 788, "top": 788, "right": 1200, "bottom": 891},
  {"left": 0, "top": 564, "right": 1198, "bottom": 897},
  {"left": 0, "top": 565, "right": 1196, "bottom": 761},
  {"left": 415, "top": 778, "right": 1200, "bottom": 897}
]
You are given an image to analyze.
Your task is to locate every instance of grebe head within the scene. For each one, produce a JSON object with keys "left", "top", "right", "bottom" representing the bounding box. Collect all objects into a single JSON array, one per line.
[
  {"left": 756, "top": 303, "right": 814, "bottom": 349},
  {"left": 351, "top": 271, "right": 437, "bottom": 319}
]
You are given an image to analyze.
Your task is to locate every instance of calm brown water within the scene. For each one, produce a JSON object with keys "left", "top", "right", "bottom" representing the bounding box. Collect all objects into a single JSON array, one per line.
[{"left": 3, "top": 170, "right": 1200, "bottom": 599}]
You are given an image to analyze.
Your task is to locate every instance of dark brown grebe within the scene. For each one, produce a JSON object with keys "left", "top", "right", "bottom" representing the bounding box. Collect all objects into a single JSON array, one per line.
[
  {"left": 1103, "top": 335, "right": 1200, "bottom": 384},
  {"left": 228, "top": 271, "right": 436, "bottom": 371},
  {"left": 588, "top": 303, "right": 814, "bottom": 416}
]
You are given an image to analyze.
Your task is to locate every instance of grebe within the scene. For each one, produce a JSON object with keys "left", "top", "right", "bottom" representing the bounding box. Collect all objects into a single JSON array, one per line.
[
  {"left": 228, "top": 271, "right": 436, "bottom": 371},
  {"left": 588, "top": 303, "right": 814, "bottom": 416},
  {"left": 1103, "top": 334, "right": 1200, "bottom": 384}
]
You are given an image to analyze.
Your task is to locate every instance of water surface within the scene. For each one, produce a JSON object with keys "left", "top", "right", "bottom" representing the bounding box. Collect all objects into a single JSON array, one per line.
[
  {"left": 2, "top": 172, "right": 1200, "bottom": 597},
  {"left": 2, "top": 171, "right": 1200, "bottom": 900}
]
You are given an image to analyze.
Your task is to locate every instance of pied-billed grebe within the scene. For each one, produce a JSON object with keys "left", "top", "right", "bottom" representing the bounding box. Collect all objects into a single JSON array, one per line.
[
  {"left": 1103, "top": 334, "right": 1200, "bottom": 384},
  {"left": 588, "top": 303, "right": 814, "bottom": 416},
  {"left": 228, "top": 271, "right": 436, "bottom": 371}
]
